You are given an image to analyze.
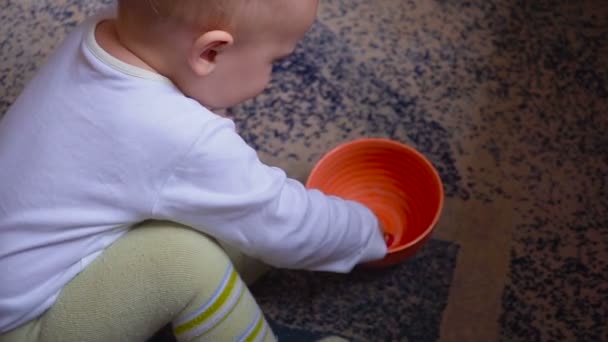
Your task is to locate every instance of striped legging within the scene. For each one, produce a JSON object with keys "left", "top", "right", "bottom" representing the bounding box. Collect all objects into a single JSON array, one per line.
[{"left": 0, "top": 221, "right": 274, "bottom": 342}]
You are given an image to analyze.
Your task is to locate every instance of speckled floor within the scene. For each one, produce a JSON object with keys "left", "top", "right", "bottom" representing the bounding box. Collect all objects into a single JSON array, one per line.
[{"left": 1, "top": 1, "right": 607, "bottom": 341}]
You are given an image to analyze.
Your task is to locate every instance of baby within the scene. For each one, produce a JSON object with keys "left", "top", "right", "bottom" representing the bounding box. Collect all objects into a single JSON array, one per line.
[{"left": 0, "top": 1, "right": 387, "bottom": 341}]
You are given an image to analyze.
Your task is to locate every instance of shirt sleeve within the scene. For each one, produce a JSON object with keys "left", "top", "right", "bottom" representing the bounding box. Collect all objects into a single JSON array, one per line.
[{"left": 152, "top": 117, "right": 387, "bottom": 273}]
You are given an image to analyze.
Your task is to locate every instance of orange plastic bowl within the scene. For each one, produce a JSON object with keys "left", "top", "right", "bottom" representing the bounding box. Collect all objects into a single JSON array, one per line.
[{"left": 306, "top": 138, "right": 444, "bottom": 267}]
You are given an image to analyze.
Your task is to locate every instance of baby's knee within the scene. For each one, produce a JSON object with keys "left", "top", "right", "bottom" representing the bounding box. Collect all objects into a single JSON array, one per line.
[
  {"left": 132, "top": 220, "right": 233, "bottom": 294},
  {"left": 137, "top": 220, "right": 271, "bottom": 285},
  {"left": 220, "top": 241, "right": 272, "bottom": 285}
]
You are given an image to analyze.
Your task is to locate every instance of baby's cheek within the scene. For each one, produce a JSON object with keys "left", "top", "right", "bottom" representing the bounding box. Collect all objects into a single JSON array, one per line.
[
  {"left": 264, "top": 65, "right": 274, "bottom": 84},
  {"left": 245, "top": 72, "right": 272, "bottom": 100},
  {"left": 257, "top": 68, "right": 273, "bottom": 92}
]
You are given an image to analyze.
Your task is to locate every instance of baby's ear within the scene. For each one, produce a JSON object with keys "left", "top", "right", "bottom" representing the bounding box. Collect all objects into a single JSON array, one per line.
[{"left": 188, "top": 30, "right": 234, "bottom": 76}]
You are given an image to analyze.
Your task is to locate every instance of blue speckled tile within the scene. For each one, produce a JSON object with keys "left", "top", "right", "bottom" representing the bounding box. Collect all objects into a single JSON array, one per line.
[
  {"left": 228, "top": 20, "right": 463, "bottom": 198},
  {"left": 315, "top": 1, "right": 608, "bottom": 340},
  {"left": 2, "top": 0, "right": 607, "bottom": 341},
  {"left": 251, "top": 240, "right": 459, "bottom": 342}
]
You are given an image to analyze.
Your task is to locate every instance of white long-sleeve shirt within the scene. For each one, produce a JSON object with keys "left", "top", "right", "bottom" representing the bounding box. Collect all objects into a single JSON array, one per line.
[{"left": 0, "top": 13, "right": 387, "bottom": 332}]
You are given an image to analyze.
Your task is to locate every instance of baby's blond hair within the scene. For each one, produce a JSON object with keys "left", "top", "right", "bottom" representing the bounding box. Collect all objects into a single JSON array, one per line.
[{"left": 118, "top": 0, "right": 275, "bottom": 35}]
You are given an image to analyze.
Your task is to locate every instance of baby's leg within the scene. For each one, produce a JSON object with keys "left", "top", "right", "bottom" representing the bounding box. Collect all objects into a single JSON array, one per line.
[
  {"left": 13, "top": 221, "right": 275, "bottom": 342},
  {"left": 219, "top": 239, "right": 273, "bottom": 285}
]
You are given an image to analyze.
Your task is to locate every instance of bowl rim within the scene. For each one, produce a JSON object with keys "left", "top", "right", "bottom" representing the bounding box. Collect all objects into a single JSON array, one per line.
[{"left": 306, "top": 138, "right": 445, "bottom": 253}]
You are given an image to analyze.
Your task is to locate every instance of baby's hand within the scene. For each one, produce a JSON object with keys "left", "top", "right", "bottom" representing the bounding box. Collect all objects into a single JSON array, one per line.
[
  {"left": 379, "top": 222, "right": 394, "bottom": 247},
  {"left": 383, "top": 232, "right": 394, "bottom": 247}
]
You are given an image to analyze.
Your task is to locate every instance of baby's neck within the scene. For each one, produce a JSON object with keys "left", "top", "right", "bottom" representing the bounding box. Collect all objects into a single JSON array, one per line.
[{"left": 95, "top": 20, "right": 159, "bottom": 74}]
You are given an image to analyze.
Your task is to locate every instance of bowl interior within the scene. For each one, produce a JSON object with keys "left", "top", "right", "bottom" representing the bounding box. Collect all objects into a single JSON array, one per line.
[{"left": 307, "top": 139, "right": 444, "bottom": 253}]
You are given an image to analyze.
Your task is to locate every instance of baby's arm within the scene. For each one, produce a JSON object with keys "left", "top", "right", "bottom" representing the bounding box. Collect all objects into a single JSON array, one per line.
[{"left": 152, "top": 117, "right": 387, "bottom": 273}]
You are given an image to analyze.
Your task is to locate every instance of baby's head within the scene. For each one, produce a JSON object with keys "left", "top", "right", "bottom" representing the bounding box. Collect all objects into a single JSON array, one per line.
[{"left": 116, "top": 0, "right": 319, "bottom": 109}]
